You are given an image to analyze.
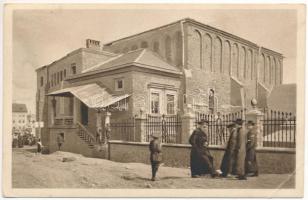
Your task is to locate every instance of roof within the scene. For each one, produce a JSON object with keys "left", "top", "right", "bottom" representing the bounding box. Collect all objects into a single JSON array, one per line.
[
  {"left": 35, "top": 48, "right": 117, "bottom": 72},
  {"left": 267, "top": 84, "right": 296, "bottom": 114},
  {"left": 12, "top": 103, "right": 28, "bottom": 113},
  {"left": 78, "top": 48, "right": 182, "bottom": 76},
  {"left": 46, "top": 83, "right": 130, "bottom": 109}
]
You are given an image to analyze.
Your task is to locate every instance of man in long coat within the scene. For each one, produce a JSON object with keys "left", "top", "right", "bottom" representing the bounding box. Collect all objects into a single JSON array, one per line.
[
  {"left": 233, "top": 118, "right": 247, "bottom": 180},
  {"left": 189, "top": 120, "right": 216, "bottom": 178},
  {"left": 149, "top": 132, "right": 162, "bottom": 181},
  {"left": 220, "top": 123, "right": 238, "bottom": 177},
  {"left": 245, "top": 121, "right": 259, "bottom": 177}
]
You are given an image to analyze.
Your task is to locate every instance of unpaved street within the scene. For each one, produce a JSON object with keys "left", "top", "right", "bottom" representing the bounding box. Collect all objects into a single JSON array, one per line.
[{"left": 12, "top": 146, "right": 295, "bottom": 189}]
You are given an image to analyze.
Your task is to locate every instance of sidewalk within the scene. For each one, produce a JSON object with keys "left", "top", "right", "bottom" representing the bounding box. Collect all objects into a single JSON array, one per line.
[{"left": 12, "top": 146, "right": 295, "bottom": 189}]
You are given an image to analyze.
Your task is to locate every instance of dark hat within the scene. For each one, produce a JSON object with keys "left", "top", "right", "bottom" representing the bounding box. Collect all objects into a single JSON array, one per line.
[
  {"left": 247, "top": 120, "right": 255, "bottom": 125},
  {"left": 233, "top": 118, "right": 244, "bottom": 125},
  {"left": 226, "top": 123, "right": 236, "bottom": 128},
  {"left": 197, "top": 119, "right": 209, "bottom": 125}
]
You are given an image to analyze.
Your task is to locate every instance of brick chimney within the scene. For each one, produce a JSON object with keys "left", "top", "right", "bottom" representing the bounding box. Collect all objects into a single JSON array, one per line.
[{"left": 86, "top": 39, "right": 101, "bottom": 51}]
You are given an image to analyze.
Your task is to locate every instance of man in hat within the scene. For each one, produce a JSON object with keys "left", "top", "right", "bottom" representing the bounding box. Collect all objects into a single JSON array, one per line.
[
  {"left": 189, "top": 119, "right": 216, "bottom": 178},
  {"left": 245, "top": 120, "right": 259, "bottom": 177},
  {"left": 149, "top": 132, "right": 162, "bottom": 181},
  {"left": 233, "top": 118, "right": 247, "bottom": 180},
  {"left": 220, "top": 122, "right": 238, "bottom": 177}
]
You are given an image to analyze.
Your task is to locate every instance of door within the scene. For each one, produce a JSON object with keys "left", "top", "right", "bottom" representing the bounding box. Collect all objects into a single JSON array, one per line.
[{"left": 80, "top": 102, "right": 88, "bottom": 125}]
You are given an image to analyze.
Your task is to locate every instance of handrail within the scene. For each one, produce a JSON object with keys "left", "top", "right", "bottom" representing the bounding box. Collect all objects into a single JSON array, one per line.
[{"left": 76, "top": 121, "right": 96, "bottom": 143}]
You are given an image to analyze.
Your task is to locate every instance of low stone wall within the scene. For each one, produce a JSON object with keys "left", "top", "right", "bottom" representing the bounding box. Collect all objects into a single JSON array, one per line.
[{"left": 108, "top": 140, "right": 295, "bottom": 174}]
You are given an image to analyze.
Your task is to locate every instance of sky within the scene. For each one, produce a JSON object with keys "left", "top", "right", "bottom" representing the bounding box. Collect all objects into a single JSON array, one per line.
[{"left": 12, "top": 6, "right": 298, "bottom": 113}]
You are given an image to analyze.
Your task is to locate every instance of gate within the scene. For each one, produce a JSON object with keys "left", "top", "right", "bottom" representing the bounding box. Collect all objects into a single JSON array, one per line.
[{"left": 145, "top": 114, "right": 182, "bottom": 144}]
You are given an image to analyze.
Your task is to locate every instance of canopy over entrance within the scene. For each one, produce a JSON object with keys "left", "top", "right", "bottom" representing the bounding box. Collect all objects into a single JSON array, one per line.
[{"left": 47, "top": 83, "right": 129, "bottom": 109}]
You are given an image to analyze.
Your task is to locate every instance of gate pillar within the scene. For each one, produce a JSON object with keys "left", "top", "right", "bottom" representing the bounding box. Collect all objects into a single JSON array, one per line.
[
  {"left": 181, "top": 105, "right": 195, "bottom": 144},
  {"left": 245, "top": 99, "right": 264, "bottom": 147}
]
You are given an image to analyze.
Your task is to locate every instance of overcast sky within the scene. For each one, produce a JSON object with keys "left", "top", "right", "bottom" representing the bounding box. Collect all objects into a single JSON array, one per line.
[{"left": 12, "top": 7, "right": 297, "bottom": 113}]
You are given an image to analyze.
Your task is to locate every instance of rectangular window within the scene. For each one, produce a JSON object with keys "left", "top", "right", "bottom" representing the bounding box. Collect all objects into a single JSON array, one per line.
[
  {"left": 166, "top": 94, "right": 175, "bottom": 115},
  {"left": 115, "top": 78, "right": 124, "bottom": 91},
  {"left": 64, "top": 69, "right": 66, "bottom": 78},
  {"left": 151, "top": 93, "right": 160, "bottom": 114},
  {"left": 40, "top": 77, "right": 44, "bottom": 87},
  {"left": 71, "top": 63, "right": 77, "bottom": 74},
  {"left": 60, "top": 71, "right": 63, "bottom": 81},
  {"left": 57, "top": 72, "right": 60, "bottom": 83}
]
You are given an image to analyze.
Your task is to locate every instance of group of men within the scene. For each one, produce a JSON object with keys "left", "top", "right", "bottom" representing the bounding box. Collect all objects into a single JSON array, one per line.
[
  {"left": 149, "top": 118, "right": 258, "bottom": 181},
  {"left": 190, "top": 118, "right": 258, "bottom": 180}
]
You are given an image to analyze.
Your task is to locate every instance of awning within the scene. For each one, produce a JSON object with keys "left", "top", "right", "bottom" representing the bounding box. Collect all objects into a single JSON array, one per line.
[{"left": 46, "top": 83, "right": 130, "bottom": 109}]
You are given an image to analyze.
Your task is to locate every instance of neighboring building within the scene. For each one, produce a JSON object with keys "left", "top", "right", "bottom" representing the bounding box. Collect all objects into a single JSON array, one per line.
[
  {"left": 36, "top": 18, "right": 283, "bottom": 153},
  {"left": 267, "top": 84, "right": 296, "bottom": 114},
  {"left": 12, "top": 103, "right": 28, "bottom": 132}
]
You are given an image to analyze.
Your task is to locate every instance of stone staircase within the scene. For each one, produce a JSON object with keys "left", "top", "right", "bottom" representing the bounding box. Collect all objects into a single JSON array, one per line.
[{"left": 76, "top": 122, "right": 107, "bottom": 158}]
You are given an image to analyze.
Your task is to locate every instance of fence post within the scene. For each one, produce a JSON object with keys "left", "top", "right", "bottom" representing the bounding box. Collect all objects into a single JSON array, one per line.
[
  {"left": 181, "top": 106, "right": 195, "bottom": 144},
  {"left": 245, "top": 99, "right": 264, "bottom": 147},
  {"left": 135, "top": 115, "right": 147, "bottom": 142}
]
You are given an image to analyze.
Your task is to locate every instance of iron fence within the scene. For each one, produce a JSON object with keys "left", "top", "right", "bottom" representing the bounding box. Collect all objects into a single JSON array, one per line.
[
  {"left": 110, "top": 117, "right": 136, "bottom": 141},
  {"left": 262, "top": 109, "right": 296, "bottom": 148},
  {"left": 195, "top": 109, "right": 246, "bottom": 145},
  {"left": 145, "top": 114, "right": 182, "bottom": 144}
]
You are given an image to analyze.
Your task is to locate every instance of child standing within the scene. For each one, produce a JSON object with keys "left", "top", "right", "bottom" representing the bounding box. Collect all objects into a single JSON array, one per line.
[{"left": 149, "top": 132, "right": 162, "bottom": 181}]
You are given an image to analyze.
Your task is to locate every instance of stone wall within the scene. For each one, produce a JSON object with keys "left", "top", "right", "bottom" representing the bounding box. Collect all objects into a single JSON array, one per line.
[{"left": 109, "top": 141, "right": 295, "bottom": 174}]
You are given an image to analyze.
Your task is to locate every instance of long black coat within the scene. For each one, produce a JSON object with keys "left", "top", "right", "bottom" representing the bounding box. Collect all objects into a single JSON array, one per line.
[
  {"left": 189, "top": 128, "right": 215, "bottom": 176},
  {"left": 245, "top": 127, "right": 258, "bottom": 174},
  {"left": 234, "top": 127, "right": 247, "bottom": 176},
  {"left": 220, "top": 127, "right": 238, "bottom": 176}
]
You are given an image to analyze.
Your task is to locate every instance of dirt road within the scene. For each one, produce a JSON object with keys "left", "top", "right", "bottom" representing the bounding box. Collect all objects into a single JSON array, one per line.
[{"left": 12, "top": 146, "right": 295, "bottom": 189}]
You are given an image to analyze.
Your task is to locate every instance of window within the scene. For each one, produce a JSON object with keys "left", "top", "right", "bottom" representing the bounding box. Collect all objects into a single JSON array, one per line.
[
  {"left": 71, "top": 63, "right": 77, "bottom": 74},
  {"left": 151, "top": 93, "right": 160, "bottom": 114},
  {"left": 57, "top": 72, "right": 60, "bottom": 84},
  {"left": 64, "top": 69, "right": 66, "bottom": 78},
  {"left": 40, "top": 77, "right": 44, "bottom": 87},
  {"left": 208, "top": 89, "right": 215, "bottom": 114},
  {"left": 60, "top": 71, "right": 63, "bottom": 81},
  {"left": 115, "top": 78, "right": 124, "bottom": 91},
  {"left": 166, "top": 94, "right": 175, "bottom": 114}
]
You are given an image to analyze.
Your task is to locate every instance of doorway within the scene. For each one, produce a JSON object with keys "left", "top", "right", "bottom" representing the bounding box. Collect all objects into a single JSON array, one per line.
[{"left": 80, "top": 102, "right": 88, "bottom": 125}]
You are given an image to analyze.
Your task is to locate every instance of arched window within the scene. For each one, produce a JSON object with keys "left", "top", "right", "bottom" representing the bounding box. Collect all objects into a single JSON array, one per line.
[
  {"left": 247, "top": 49, "right": 253, "bottom": 80},
  {"left": 223, "top": 40, "right": 231, "bottom": 75},
  {"left": 204, "top": 34, "right": 212, "bottom": 72},
  {"left": 239, "top": 46, "right": 246, "bottom": 79},
  {"left": 266, "top": 56, "right": 270, "bottom": 84},
  {"left": 271, "top": 57, "right": 275, "bottom": 85},
  {"left": 165, "top": 35, "right": 172, "bottom": 62},
  {"left": 213, "top": 36, "right": 222, "bottom": 72},
  {"left": 192, "top": 30, "right": 202, "bottom": 68},
  {"left": 141, "top": 41, "right": 148, "bottom": 48},
  {"left": 261, "top": 54, "right": 265, "bottom": 83},
  {"left": 174, "top": 31, "right": 182, "bottom": 67},
  {"left": 231, "top": 43, "right": 239, "bottom": 77}
]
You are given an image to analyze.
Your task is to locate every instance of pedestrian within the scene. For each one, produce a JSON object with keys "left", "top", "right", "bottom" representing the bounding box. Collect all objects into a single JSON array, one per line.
[
  {"left": 56, "top": 133, "right": 64, "bottom": 150},
  {"left": 105, "top": 123, "right": 111, "bottom": 144},
  {"left": 189, "top": 119, "right": 217, "bottom": 178},
  {"left": 96, "top": 128, "right": 101, "bottom": 143},
  {"left": 245, "top": 121, "right": 259, "bottom": 177},
  {"left": 149, "top": 132, "right": 162, "bottom": 181},
  {"left": 220, "top": 122, "right": 238, "bottom": 177},
  {"left": 37, "top": 138, "right": 42, "bottom": 153},
  {"left": 233, "top": 118, "right": 247, "bottom": 180}
]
